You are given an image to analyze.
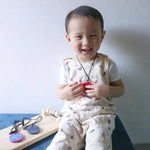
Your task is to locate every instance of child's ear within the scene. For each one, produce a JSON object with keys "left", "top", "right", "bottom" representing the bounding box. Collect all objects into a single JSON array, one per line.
[
  {"left": 101, "top": 30, "right": 106, "bottom": 42},
  {"left": 66, "top": 34, "right": 71, "bottom": 42}
]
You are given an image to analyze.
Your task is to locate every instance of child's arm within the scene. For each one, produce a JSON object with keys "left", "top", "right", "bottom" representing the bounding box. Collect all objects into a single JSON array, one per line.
[
  {"left": 85, "top": 79, "right": 124, "bottom": 98},
  {"left": 57, "top": 82, "right": 84, "bottom": 100},
  {"left": 109, "top": 79, "right": 124, "bottom": 97}
]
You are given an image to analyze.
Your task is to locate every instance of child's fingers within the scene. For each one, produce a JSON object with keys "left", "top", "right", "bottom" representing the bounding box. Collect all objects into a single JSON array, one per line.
[
  {"left": 85, "top": 89, "right": 93, "bottom": 94},
  {"left": 73, "top": 86, "right": 84, "bottom": 94},
  {"left": 72, "top": 83, "right": 83, "bottom": 90},
  {"left": 85, "top": 84, "right": 95, "bottom": 89},
  {"left": 85, "top": 89, "right": 96, "bottom": 97},
  {"left": 69, "top": 82, "right": 78, "bottom": 87},
  {"left": 73, "top": 91, "right": 83, "bottom": 99}
]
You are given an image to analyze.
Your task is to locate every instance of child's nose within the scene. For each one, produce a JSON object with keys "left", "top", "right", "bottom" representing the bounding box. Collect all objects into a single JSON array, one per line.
[{"left": 82, "top": 37, "right": 91, "bottom": 46}]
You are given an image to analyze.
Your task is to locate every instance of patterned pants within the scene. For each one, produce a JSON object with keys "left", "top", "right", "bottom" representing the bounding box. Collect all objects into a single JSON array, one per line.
[{"left": 46, "top": 114, "right": 115, "bottom": 150}]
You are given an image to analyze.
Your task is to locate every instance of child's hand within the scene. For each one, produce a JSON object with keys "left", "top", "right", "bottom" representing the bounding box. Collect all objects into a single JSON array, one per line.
[
  {"left": 85, "top": 79, "right": 125, "bottom": 98},
  {"left": 64, "top": 82, "right": 84, "bottom": 100},
  {"left": 84, "top": 83, "right": 108, "bottom": 99}
]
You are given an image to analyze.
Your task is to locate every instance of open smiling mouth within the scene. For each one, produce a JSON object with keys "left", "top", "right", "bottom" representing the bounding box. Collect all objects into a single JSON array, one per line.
[{"left": 81, "top": 48, "right": 93, "bottom": 54}]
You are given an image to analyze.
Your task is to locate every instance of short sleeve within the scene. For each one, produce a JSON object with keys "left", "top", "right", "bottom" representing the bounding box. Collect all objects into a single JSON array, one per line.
[
  {"left": 108, "top": 59, "right": 121, "bottom": 82},
  {"left": 59, "top": 61, "right": 68, "bottom": 85}
]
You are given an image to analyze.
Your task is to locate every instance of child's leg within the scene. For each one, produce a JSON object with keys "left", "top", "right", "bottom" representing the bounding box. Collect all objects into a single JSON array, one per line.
[
  {"left": 46, "top": 130, "right": 72, "bottom": 150},
  {"left": 84, "top": 115, "right": 115, "bottom": 150},
  {"left": 46, "top": 114, "right": 85, "bottom": 150}
]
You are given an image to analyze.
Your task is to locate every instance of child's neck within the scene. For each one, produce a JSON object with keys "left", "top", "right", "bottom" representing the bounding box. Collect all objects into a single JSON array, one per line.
[{"left": 77, "top": 53, "right": 98, "bottom": 62}]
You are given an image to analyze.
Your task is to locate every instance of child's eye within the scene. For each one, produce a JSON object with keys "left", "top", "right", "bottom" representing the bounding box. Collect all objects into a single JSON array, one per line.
[
  {"left": 75, "top": 36, "right": 82, "bottom": 39},
  {"left": 90, "top": 35, "right": 96, "bottom": 37}
]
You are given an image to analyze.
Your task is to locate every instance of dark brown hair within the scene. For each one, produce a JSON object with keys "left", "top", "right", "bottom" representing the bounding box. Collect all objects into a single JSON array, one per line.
[{"left": 65, "top": 5, "right": 104, "bottom": 33}]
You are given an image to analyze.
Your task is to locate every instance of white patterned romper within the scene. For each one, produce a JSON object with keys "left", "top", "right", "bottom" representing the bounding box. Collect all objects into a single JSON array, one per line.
[{"left": 46, "top": 53, "right": 121, "bottom": 150}]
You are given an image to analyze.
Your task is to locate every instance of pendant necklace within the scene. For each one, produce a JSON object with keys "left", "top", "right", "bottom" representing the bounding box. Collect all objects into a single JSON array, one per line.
[{"left": 77, "top": 54, "right": 97, "bottom": 82}]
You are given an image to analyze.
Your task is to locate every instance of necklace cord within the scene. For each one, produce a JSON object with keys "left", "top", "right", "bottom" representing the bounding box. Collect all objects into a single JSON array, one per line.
[
  {"left": 22, "top": 116, "right": 42, "bottom": 130},
  {"left": 9, "top": 116, "right": 43, "bottom": 134},
  {"left": 77, "top": 55, "right": 97, "bottom": 82}
]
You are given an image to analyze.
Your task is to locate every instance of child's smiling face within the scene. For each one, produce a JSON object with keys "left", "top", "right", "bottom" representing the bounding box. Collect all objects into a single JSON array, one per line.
[{"left": 66, "top": 15, "right": 106, "bottom": 62}]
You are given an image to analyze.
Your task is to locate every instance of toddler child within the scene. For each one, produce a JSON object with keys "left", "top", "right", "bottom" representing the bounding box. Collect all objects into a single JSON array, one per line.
[{"left": 46, "top": 5, "right": 124, "bottom": 150}]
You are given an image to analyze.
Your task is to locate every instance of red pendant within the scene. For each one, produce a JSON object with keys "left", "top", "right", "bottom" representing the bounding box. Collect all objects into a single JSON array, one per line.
[{"left": 81, "top": 82, "right": 92, "bottom": 92}]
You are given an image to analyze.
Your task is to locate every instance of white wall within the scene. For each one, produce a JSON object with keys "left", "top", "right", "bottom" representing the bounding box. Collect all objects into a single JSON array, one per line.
[{"left": 0, "top": 0, "right": 150, "bottom": 144}]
